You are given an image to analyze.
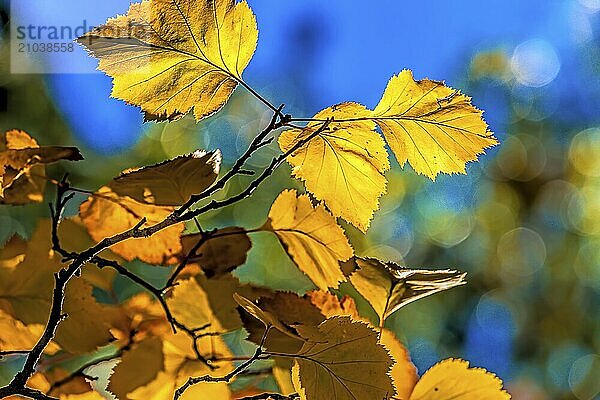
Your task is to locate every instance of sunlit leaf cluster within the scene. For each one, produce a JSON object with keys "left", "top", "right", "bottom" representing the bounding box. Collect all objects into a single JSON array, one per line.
[{"left": 0, "top": 0, "right": 509, "bottom": 399}]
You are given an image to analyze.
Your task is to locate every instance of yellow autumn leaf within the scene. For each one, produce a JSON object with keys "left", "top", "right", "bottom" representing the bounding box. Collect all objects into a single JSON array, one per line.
[
  {"left": 409, "top": 359, "right": 511, "bottom": 400},
  {"left": 79, "top": 186, "right": 184, "bottom": 265},
  {"left": 162, "top": 330, "right": 233, "bottom": 380},
  {"left": 279, "top": 103, "right": 390, "bottom": 231},
  {"left": 372, "top": 70, "right": 498, "bottom": 180},
  {"left": 179, "top": 227, "right": 251, "bottom": 278},
  {"left": 59, "top": 278, "right": 115, "bottom": 354},
  {"left": 263, "top": 189, "right": 353, "bottom": 289},
  {"left": 379, "top": 328, "right": 418, "bottom": 400},
  {"left": 0, "top": 129, "right": 82, "bottom": 204},
  {"left": 108, "top": 337, "right": 164, "bottom": 400},
  {"left": 169, "top": 274, "right": 256, "bottom": 332},
  {"left": 110, "top": 150, "right": 221, "bottom": 206},
  {"left": 26, "top": 372, "right": 106, "bottom": 400},
  {"left": 291, "top": 316, "right": 395, "bottom": 400},
  {"left": 0, "top": 309, "right": 60, "bottom": 355},
  {"left": 348, "top": 257, "right": 466, "bottom": 325},
  {"left": 77, "top": 0, "right": 258, "bottom": 122}
]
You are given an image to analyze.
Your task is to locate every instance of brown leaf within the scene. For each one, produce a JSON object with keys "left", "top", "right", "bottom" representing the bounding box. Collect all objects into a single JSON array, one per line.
[
  {"left": 292, "top": 316, "right": 395, "bottom": 400},
  {"left": 179, "top": 227, "right": 251, "bottom": 278},
  {"left": 110, "top": 150, "right": 221, "bottom": 206},
  {"left": 238, "top": 292, "right": 325, "bottom": 354}
]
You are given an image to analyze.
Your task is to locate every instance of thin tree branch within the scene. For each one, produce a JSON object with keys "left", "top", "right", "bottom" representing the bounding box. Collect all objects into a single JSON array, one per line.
[
  {"left": 175, "top": 104, "right": 287, "bottom": 215},
  {"left": 174, "top": 347, "right": 264, "bottom": 400}
]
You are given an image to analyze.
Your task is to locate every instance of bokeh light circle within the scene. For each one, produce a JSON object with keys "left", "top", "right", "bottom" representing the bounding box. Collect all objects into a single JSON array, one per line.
[
  {"left": 569, "top": 128, "right": 600, "bottom": 177},
  {"left": 497, "top": 227, "right": 546, "bottom": 278},
  {"left": 569, "top": 354, "right": 600, "bottom": 399},
  {"left": 511, "top": 39, "right": 560, "bottom": 87}
]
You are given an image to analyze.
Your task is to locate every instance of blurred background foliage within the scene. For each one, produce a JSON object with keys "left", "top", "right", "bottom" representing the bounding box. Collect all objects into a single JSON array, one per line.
[{"left": 1, "top": 0, "right": 600, "bottom": 399}]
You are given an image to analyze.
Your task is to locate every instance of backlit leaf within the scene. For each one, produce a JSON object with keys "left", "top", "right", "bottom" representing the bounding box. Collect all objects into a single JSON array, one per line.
[
  {"left": 263, "top": 189, "right": 353, "bottom": 290},
  {"left": 372, "top": 70, "right": 498, "bottom": 180},
  {"left": 239, "top": 292, "right": 325, "bottom": 354},
  {"left": 78, "top": 0, "right": 258, "bottom": 122},
  {"left": 110, "top": 150, "right": 221, "bottom": 206},
  {"left": 0, "top": 129, "right": 82, "bottom": 204},
  {"left": 79, "top": 186, "right": 184, "bottom": 265},
  {"left": 348, "top": 257, "right": 466, "bottom": 324},
  {"left": 279, "top": 103, "right": 390, "bottom": 231},
  {"left": 108, "top": 337, "right": 164, "bottom": 400},
  {"left": 169, "top": 274, "right": 263, "bottom": 332},
  {"left": 380, "top": 328, "right": 418, "bottom": 400},
  {"left": 409, "top": 359, "right": 511, "bottom": 400},
  {"left": 292, "top": 316, "right": 395, "bottom": 400},
  {"left": 306, "top": 290, "right": 360, "bottom": 320},
  {"left": 0, "top": 309, "right": 60, "bottom": 355}
]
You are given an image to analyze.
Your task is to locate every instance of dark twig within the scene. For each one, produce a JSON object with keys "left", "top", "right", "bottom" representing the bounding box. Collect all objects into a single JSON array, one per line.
[
  {"left": 175, "top": 104, "right": 287, "bottom": 215},
  {"left": 174, "top": 347, "right": 264, "bottom": 400}
]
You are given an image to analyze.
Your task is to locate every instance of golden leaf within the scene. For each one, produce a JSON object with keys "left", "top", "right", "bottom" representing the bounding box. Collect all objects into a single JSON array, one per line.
[
  {"left": 291, "top": 316, "right": 395, "bottom": 400},
  {"left": 0, "top": 309, "right": 60, "bottom": 355},
  {"left": 263, "top": 189, "right": 353, "bottom": 289},
  {"left": 372, "top": 70, "right": 498, "bottom": 180},
  {"left": 169, "top": 274, "right": 256, "bottom": 332},
  {"left": 0, "top": 129, "right": 82, "bottom": 204},
  {"left": 272, "top": 359, "right": 295, "bottom": 396},
  {"left": 380, "top": 329, "right": 418, "bottom": 400},
  {"left": 279, "top": 103, "right": 390, "bottom": 231},
  {"left": 25, "top": 372, "right": 105, "bottom": 400},
  {"left": 79, "top": 186, "right": 184, "bottom": 265},
  {"left": 108, "top": 337, "right": 164, "bottom": 399},
  {"left": 77, "top": 0, "right": 258, "bottom": 122},
  {"left": 110, "top": 150, "right": 221, "bottom": 206},
  {"left": 348, "top": 257, "right": 466, "bottom": 324},
  {"left": 409, "top": 359, "right": 511, "bottom": 400},
  {"left": 58, "top": 279, "right": 115, "bottom": 354},
  {"left": 162, "top": 330, "right": 233, "bottom": 380},
  {"left": 179, "top": 227, "right": 251, "bottom": 278}
]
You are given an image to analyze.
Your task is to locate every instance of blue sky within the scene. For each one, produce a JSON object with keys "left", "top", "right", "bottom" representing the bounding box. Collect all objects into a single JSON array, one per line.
[{"left": 8, "top": 0, "right": 600, "bottom": 152}]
